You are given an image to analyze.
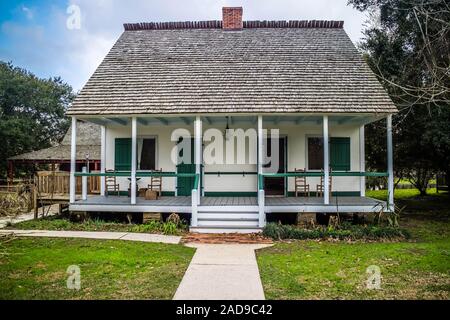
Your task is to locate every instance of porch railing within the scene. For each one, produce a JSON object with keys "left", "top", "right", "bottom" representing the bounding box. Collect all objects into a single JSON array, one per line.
[
  {"left": 37, "top": 171, "right": 100, "bottom": 195},
  {"left": 259, "top": 171, "right": 388, "bottom": 180},
  {"left": 74, "top": 171, "right": 198, "bottom": 202},
  {"left": 73, "top": 169, "right": 389, "bottom": 196},
  {"left": 74, "top": 171, "right": 197, "bottom": 178},
  {"left": 258, "top": 171, "right": 390, "bottom": 203},
  {"left": 205, "top": 171, "right": 258, "bottom": 176}
]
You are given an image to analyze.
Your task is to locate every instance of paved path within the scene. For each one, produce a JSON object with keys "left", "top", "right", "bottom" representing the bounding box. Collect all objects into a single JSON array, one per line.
[
  {"left": 1, "top": 227, "right": 270, "bottom": 299},
  {"left": 0, "top": 230, "right": 181, "bottom": 244},
  {"left": 0, "top": 214, "right": 36, "bottom": 229},
  {"left": 173, "top": 243, "right": 271, "bottom": 300},
  {"left": 0, "top": 205, "right": 59, "bottom": 229}
]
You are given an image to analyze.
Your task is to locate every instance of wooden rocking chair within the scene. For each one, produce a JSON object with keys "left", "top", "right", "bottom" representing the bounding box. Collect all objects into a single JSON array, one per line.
[
  {"left": 316, "top": 169, "right": 332, "bottom": 197},
  {"left": 105, "top": 170, "right": 120, "bottom": 196},
  {"left": 148, "top": 169, "right": 163, "bottom": 197},
  {"left": 295, "top": 168, "right": 310, "bottom": 197}
]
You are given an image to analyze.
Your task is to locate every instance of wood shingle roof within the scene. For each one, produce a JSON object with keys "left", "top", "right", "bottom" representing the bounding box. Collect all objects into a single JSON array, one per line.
[
  {"left": 67, "top": 21, "right": 397, "bottom": 116},
  {"left": 9, "top": 122, "right": 100, "bottom": 161}
]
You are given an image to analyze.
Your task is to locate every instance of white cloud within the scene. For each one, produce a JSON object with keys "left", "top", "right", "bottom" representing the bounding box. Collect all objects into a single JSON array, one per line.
[
  {"left": 66, "top": 0, "right": 367, "bottom": 89},
  {"left": 2, "top": 0, "right": 368, "bottom": 91},
  {"left": 21, "top": 5, "right": 34, "bottom": 20},
  {"left": 68, "top": 0, "right": 366, "bottom": 42}
]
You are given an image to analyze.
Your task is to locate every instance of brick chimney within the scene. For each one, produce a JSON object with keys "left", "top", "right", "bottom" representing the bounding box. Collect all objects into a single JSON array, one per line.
[{"left": 222, "top": 7, "right": 243, "bottom": 30}]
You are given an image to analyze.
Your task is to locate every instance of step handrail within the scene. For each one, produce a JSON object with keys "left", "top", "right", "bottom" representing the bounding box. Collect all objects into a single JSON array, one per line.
[{"left": 191, "top": 173, "right": 201, "bottom": 227}]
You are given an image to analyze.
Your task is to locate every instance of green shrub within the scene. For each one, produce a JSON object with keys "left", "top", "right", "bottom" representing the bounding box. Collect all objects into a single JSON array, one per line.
[
  {"left": 162, "top": 222, "right": 179, "bottom": 235},
  {"left": 130, "top": 221, "right": 186, "bottom": 235},
  {"left": 9, "top": 215, "right": 188, "bottom": 235},
  {"left": 130, "top": 221, "right": 161, "bottom": 233},
  {"left": 263, "top": 222, "right": 409, "bottom": 241}
]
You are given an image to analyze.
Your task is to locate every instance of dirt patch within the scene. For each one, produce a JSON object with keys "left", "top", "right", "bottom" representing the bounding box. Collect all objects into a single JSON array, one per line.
[
  {"left": 182, "top": 233, "right": 273, "bottom": 244},
  {"left": 386, "top": 271, "right": 450, "bottom": 300},
  {"left": 402, "top": 247, "right": 428, "bottom": 255}
]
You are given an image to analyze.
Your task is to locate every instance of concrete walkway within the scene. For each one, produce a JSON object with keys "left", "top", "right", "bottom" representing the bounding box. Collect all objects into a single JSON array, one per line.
[
  {"left": 173, "top": 243, "right": 271, "bottom": 300},
  {"left": 0, "top": 205, "right": 59, "bottom": 229},
  {"left": 0, "top": 230, "right": 181, "bottom": 244},
  {"left": 0, "top": 214, "right": 36, "bottom": 229}
]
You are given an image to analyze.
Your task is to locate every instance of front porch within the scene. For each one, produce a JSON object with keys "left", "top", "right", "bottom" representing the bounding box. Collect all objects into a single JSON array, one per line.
[
  {"left": 71, "top": 195, "right": 386, "bottom": 214},
  {"left": 68, "top": 113, "right": 395, "bottom": 232}
]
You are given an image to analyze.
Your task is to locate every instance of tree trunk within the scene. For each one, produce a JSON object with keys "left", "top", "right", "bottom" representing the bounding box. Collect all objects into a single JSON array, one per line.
[
  {"left": 409, "top": 167, "right": 433, "bottom": 197},
  {"left": 445, "top": 169, "right": 450, "bottom": 196}
]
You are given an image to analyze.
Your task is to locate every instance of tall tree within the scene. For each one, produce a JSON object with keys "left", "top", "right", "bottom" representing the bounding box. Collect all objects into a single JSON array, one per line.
[
  {"left": 348, "top": 0, "right": 450, "bottom": 195},
  {"left": 350, "top": 0, "right": 449, "bottom": 107},
  {"left": 0, "top": 61, "right": 75, "bottom": 178}
]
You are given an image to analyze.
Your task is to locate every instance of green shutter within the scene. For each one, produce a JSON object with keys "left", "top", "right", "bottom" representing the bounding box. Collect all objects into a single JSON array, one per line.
[
  {"left": 176, "top": 138, "right": 196, "bottom": 196},
  {"left": 330, "top": 137, "right": 350, "bottom": 171},
  {"left": 115, "top": 138, "right": 132, "bottom": 171}
]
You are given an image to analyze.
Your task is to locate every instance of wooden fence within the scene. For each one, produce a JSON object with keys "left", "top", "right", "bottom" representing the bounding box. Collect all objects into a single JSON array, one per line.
[
  {"left": 1, "top": 172, "right": 100, "bottom": 219},
  {"left": 35, "top": 171, "right": 100, "bottom": 196}
]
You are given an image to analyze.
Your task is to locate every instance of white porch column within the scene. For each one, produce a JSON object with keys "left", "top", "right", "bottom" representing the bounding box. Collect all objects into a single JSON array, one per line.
[
  {"left": 131, "top": 117, "right": 137, "bottom": 205},
  {"left": 359, "top": 125, "right": 366, "bottom": 197},
  {"left": 257, "top": 116, "right": 266, "bottom": 228},
  {"left": 100, "top": 125, "right": 106, "bottom": 196},
  {"left": 323, "top": 115, "right": 330, "bottom": 205},
  {"left": 81, "top": 166, "right": 88, "bottom": 201},
  {"left": 258, "top": 116, "right": 263, "bottom": 177},
  {"left": 195, "top": 116, "right": 202, "bottom": 205},
  {"left": 69, "top": 117, "right": 77, "bottom": 204},
  {"left": 387, "top": 115, "right": 394, "bottom": 210}
]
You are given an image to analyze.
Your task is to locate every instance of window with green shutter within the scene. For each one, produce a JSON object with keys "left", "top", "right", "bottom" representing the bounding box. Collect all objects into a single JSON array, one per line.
[
  {"left": 115, "top": 138, "right": 132, "bottom": 171},
  {"left": 330, "top": 137, "right": 350, "bottom": 171}
]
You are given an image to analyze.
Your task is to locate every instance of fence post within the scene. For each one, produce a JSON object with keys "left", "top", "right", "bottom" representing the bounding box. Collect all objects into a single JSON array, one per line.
[{"left": 33, "top": 183, "right": 38, "bottom": 219}]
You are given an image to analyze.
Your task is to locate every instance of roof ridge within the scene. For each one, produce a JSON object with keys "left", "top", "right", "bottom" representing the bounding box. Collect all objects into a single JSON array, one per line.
[{"left": 123, "top": 20, "right": 344, "bottom": 31}]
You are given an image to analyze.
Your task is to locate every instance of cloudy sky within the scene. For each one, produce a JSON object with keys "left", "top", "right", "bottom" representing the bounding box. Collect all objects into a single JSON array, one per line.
[{"left": 0, "top": 0, "right": 369, "bottom": 91}]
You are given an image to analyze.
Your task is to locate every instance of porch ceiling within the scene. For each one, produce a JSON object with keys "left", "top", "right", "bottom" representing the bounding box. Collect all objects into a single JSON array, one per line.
[{"left": 80, "top": 114, "right": 385, "bottom": 127}]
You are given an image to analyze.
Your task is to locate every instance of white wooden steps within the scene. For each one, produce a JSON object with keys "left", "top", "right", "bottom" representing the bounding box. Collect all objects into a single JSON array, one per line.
[{"left": 190, "top": 206, "right": 262, "bottom": 234}]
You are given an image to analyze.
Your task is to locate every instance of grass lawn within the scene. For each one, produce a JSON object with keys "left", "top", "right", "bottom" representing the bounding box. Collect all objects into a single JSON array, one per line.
[
  {"left": 5, "top": 217, "right": 136, "bottom": 232},
  {"left": 366, "top": 188, "right": 441, "bottom": 201},
  {"left": 257, "top": 190, "right": 450, "bottom": 300},
  {"left": 394, "top": 179, "right": 437, "bottom": 186},
  {"left": 0, "top": 237, "right": 195, "bottom": 300}
]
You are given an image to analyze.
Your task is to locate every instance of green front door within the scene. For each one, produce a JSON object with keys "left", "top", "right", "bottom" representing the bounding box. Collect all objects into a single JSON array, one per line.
[
  {"left": 330, "top": 137, "right": 351, "bottom": 171},
  {"left": 177, "top": 138, "right": 196, "bottom": 196}
]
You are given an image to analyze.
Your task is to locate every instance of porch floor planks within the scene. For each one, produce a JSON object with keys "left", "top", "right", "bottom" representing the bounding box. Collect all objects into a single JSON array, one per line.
[
  {"left": 73, "top": 196, "right": 382, "bottom": 207},
  {"left": 265, "top": 196, "right": 382, "bottom": 207},
  {"left": 75, "top": 196, "right": 192, "bottom": 206}
]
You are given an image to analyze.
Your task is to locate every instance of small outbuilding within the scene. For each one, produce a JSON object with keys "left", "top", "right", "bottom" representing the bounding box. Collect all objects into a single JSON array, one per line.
[{"left": 7, "top": 121, "right": 101, "bottom": 184}]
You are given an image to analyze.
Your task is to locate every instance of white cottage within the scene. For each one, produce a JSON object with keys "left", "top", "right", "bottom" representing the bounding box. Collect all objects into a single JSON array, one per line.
[{"left": 66, "top": 7, "right": 397, "bottom": 233}]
